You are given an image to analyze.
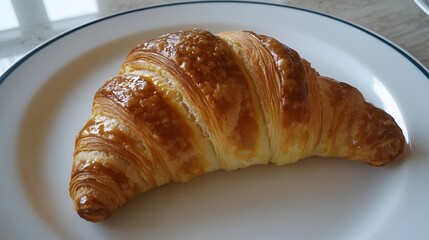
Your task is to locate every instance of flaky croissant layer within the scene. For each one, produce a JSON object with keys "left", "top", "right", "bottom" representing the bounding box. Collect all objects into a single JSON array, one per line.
[{"left": 70, "top": 29, "right": 405, "bottom": 222}]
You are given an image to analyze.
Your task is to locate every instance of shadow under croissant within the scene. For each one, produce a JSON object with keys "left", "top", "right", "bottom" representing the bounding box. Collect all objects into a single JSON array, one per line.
[
  {"left": 96, "top": 154, "right": 410, "bottom": 237},
  {"left": 72, "top": 145, "right": 410, "bottom": 224}
]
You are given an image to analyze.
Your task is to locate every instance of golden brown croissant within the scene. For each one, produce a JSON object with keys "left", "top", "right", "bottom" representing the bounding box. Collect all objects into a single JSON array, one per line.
[{"left": 70, "top": 29, "right": 405, "bottom": 222}]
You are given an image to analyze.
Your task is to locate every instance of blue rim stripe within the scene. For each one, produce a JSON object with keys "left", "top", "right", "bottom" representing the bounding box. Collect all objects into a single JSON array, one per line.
[{"left": 1, "top": 0, "right": 428, "bottom": 85}]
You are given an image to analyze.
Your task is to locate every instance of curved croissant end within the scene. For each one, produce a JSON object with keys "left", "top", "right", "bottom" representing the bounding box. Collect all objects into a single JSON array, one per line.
[{"left": 70, "top": 29, "right": 405, "bottom": 222}]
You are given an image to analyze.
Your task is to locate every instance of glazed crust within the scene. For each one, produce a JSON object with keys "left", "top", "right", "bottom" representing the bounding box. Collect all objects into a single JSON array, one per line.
[{"left": 70, "top": 29, "right": 405, "bottom": 222}]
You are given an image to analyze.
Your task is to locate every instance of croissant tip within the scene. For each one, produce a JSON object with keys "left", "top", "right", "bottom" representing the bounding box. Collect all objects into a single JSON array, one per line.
[
  {"left": 365, "top": 137, "right": 405, "bottom": 167},
  {"left": 78, "top": 208, "right": 111, "bottom": 223},
  {"left": 75, "top": 195, "right": 112, "bottom": 223}
]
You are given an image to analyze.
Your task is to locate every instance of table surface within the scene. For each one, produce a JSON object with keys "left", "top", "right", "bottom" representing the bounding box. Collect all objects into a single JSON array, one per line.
[{"left": 0, "top": 0, "right": 428, "bottom": 75}]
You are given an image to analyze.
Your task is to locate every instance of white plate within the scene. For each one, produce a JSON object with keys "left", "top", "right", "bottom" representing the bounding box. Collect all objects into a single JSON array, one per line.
[{"left": 1, "top": 1, "right": 428, "bottom": 239}]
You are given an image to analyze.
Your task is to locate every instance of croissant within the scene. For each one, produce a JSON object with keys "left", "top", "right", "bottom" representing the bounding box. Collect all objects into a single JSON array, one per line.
[{"left": 70, "top": 29, "right": 405, "bottom": 222}]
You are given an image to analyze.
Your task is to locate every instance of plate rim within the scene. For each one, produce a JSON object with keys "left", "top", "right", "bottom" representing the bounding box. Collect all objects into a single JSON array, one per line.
[
  {"left": 414, "top": 0, "right": 429, "bottom": 15},
  {"left": 0, "top": 0, "right": 428, "bottom": 85}
]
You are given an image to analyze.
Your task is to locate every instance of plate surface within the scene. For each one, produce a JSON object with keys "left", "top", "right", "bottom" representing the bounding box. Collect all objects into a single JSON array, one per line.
[{"left": 1, "top": 1, "right": 428, "bottom": 239}]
